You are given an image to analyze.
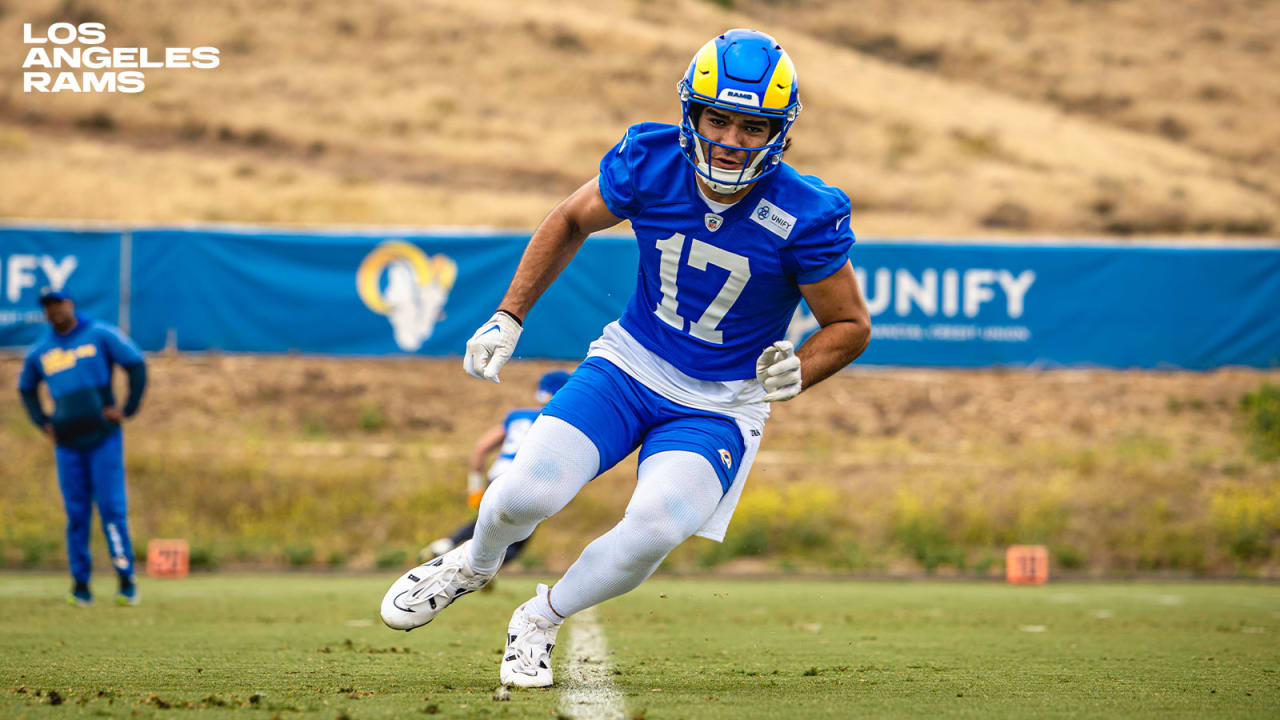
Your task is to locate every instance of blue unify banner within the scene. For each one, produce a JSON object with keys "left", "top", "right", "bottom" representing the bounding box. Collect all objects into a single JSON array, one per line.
[
  {"left": 787, "top": 240, "right": 1280, "bottom": 369},
  {"left": 0, "top": 227, "right": 122, "bottom": 348},
  {"left": 126, "top": 227, "right": 638, "bottom": 358},
  {"left": 2, "top": 226, "right": 1277, "bottom": 369}
]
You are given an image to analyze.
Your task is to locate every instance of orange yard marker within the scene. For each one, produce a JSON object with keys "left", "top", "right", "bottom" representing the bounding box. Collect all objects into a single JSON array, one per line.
[
  {"left": 146, "top": 539, "right": 190, "bottom": 579},
  {"left": 1006, "top": 545, "right": 1049, "bottom": 585}
]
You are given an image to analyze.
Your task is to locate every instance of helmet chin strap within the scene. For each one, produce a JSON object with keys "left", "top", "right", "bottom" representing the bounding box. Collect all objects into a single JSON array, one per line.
[{"left": 693, "top": 132, "right": 779, "bottom": 195}]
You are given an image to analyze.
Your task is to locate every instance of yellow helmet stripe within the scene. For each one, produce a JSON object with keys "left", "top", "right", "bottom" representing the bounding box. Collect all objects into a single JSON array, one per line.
[
  {"left": 690, "top": 39, "right": 719, "bottom": 98},
  {"left": 761, "top": 52, "right": 795, "bottom": 111}
]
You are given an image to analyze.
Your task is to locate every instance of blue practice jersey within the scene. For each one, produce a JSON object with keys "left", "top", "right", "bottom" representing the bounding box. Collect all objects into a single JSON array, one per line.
[
  {"left": 18, "top": 315, "right": 146, "bottom": 448},
  {"left": 599, "top": 122, "right": 855, "bottom": 381},
  {"left": 497, "top": 408, "right": 541, "bottom": 465}
]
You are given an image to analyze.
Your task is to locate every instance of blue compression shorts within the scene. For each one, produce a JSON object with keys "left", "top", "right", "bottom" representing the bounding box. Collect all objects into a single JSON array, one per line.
[{"left": 540, "top": 357, "right": 746, "bottom": 493}]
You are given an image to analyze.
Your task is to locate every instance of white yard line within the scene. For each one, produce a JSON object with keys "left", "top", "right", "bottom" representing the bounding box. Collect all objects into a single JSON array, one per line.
[{"left": 559, "top": 608, "right": 626, "bottom": 720}]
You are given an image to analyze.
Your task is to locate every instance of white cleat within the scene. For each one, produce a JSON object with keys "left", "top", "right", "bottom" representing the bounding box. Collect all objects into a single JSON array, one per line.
[
  {"left": 380, "top": 540, "right": 492, "bottom": 631},
  {"left": 500, "top": 583, "right": 561, "bottom": 688}
]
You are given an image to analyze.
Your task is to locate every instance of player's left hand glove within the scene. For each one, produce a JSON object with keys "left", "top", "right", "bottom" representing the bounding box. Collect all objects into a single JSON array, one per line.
[
  {"left": 755, "top": 340, "right": 802, "bottom": 402},
  {"left": 464, "top": 311, "right": 522, "bottom": 383}
]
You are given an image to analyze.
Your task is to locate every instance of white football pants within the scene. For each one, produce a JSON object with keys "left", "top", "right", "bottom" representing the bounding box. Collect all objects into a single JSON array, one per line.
[{"left": 469, "top": 415, "right": 724, "bottom": 617}]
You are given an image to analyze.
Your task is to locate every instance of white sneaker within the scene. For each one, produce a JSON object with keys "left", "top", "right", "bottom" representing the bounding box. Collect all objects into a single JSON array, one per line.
[
  {"left": 500, "top": 584, "right": 561, "bottom": 688},
  {"left": 380, "top": 540, "right": 492, "bottom": 631}
]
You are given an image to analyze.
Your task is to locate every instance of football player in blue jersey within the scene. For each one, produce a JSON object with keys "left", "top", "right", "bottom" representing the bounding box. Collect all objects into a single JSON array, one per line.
[
  {"left": 381, "top": 29, "right": 871, "bottom": 687},
  {"left": 18, "top": 288, "right": 148, "bottom": 607},
  {"left": 419, "top": 370, "right": 571, "bottom": 566}
]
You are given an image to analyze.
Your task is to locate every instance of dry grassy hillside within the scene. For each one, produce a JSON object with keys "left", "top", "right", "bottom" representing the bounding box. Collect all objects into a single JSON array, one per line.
[
  {"left": 742, "top": 0, "right": 1280, "bottom": 235},
  {"left": 0, "top": 0, "right": 1275, "bottom": 236}
]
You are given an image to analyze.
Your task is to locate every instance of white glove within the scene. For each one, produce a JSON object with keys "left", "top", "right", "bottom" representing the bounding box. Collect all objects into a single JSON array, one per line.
[
  {"left": 466, "top": 471, "right": 486, "bottom": 509},
  {"left": 755, "top": 340, "right": 802, "bottom": 402},
  {"left": 466, "top": 470, "right": 486, "bottom": 495},
  {"left": 464, "top": 311, "right": 522, "bottom": 383}
]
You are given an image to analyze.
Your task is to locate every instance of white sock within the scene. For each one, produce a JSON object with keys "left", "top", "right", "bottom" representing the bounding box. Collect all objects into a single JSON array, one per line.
[
  {"left": 468, "top": 416, "right": 600, "bottom": 575},
  {"left": 533, "top": 586, "right": 564, "bottom": 625},
  {"left": 545, "top": 451, "right": 723, "bottom": 618}
]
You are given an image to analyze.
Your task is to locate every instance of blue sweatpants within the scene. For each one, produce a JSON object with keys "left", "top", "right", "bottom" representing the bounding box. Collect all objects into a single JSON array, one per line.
[{"left": 54, "top": 429, "right": 135, "bottom": 584}]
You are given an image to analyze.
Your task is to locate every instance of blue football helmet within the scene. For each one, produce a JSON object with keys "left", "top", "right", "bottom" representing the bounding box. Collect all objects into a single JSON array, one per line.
[
  {"left": 536, "top": 370, "right": 570, "bottom": 402},
  {"left": 677, "top": 29, "right": 802, "bottom": 194}
]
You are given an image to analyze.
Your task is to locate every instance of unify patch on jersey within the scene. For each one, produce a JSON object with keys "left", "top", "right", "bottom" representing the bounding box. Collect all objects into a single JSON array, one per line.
[{"left": 749, "top": 198, "right": 797, "bottom": 240}]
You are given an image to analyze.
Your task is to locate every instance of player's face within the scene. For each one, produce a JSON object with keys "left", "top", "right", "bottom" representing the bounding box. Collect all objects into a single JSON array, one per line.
[
  {"left": 42, "top": 299, "right": 75, "bottom": 331},
  {"left": 696, "top": 107, "right": 771, "bottom": 171}
]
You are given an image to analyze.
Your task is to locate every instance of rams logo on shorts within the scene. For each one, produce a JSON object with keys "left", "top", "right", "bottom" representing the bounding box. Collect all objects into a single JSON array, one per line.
[
  {"left": 719, "top": 448, "right": 732, "bottom": 470},
  {"left": 356, "top": 241, "right": 457, "bottom": 352}
]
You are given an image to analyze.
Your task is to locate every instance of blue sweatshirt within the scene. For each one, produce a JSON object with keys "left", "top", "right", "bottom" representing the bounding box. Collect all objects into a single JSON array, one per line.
[{"left": 18, "top": 315, "right": 147, "bottom": 450}]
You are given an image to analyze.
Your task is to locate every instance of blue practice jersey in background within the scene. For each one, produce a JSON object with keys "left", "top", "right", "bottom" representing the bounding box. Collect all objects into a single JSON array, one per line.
[
  {"left": 497, "top": 408, "right": 540, "bottom": 465},
  {"left": 18, "top": 315, "right": 147, "bottom": 449},
  {"left": 485, "top": 407, "right": 541, "bottom": 480},
  {"left": 598, "top": 122, "right": 855, "bottom": 381}
]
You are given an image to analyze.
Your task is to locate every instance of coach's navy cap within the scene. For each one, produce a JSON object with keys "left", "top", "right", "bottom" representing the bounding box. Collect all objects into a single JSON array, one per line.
[{"left": 38, "top": 287, "right": 71, "bottom": 306}]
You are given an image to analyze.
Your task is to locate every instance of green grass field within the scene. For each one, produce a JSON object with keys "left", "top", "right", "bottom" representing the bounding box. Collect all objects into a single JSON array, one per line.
[{"left": 1, "top": 573, "right": 1277, "bottom": 719}]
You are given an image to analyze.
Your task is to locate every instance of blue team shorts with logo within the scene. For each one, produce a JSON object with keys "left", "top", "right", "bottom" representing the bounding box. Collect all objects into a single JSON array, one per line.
[{"left": 539, "top": 357, "right": 746, "bottom": 494}]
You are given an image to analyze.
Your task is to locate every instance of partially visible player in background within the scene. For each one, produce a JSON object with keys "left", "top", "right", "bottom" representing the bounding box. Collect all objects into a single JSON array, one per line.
[
  {"left": 420, "top": 370, "right": 571, "bottom": 565},
  {"left": 17, "top": 288, "right": 148, "bottom": 607}
]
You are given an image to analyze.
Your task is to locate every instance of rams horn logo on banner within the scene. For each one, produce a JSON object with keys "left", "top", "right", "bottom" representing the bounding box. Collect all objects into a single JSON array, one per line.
[{"left": 356, "top": 240, "right": 457, "bottom": 352}]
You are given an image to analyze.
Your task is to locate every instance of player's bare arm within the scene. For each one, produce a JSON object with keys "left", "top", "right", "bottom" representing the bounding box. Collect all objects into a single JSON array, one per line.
[
  {"left": 795, "top": 260, "right": 871, "bottom": 390},
  {"left": 469, "top": 424, "right": 506, "bottom": 475},
  {"left": 754, "top": 260, "right": 869, "bottom": 402},
  {"left": 464, "top": 424, "right": 506, "bottom": 508},
  {"left": 465, "top": 178, "right": 623, "bottom": 381},
  {"left": 497, "top": 177, "right": 623, "bottom": 320}
]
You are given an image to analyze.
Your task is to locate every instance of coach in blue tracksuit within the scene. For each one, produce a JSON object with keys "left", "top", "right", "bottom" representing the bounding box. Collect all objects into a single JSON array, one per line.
[{"left": 18, "top": 288, "right": 148, "bottom": 607}]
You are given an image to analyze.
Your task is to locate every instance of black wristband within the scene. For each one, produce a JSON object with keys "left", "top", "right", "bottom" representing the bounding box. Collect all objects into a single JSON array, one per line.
[{"left": 496, "top": 309, "right": 524, "bottom": 326}]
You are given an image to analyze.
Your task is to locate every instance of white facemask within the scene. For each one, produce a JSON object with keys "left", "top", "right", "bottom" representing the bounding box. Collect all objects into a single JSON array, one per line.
[{"left": 692, "top": 132, "right": 779, "bottom": 195}]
